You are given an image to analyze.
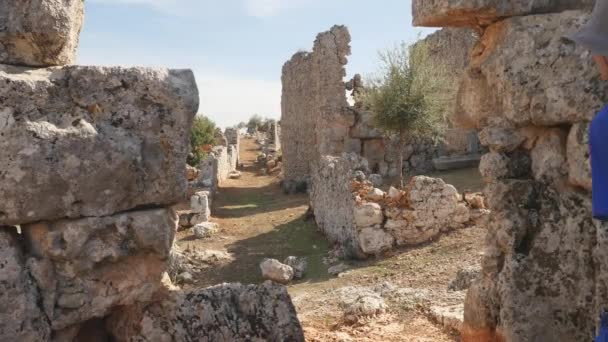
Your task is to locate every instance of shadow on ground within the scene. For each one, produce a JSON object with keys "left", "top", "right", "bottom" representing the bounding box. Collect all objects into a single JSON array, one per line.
[{"left": 191, "top": 213, "right": 333, "bottom": 287}]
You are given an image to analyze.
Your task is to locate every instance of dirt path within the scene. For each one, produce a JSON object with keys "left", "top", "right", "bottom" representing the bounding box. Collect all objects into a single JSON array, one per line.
[{"left": 177, "top": 137, "right": 486, "bottom": 341}]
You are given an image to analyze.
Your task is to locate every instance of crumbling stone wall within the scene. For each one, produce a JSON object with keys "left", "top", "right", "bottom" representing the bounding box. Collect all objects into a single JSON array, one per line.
[
  {"left": 413, "top": 3, "right": 607, "bottom": 341},
  {"left": 282, "top": 26, "right": 482, "bottom": 188},
  {"left": 311, "top": 153, "right": 486, "bottom": 260},
  {"left": 225, "top": 127, "right": 240, "bottom": 164},
  {"left": 0, "top": 3, "right": 303, "bottom": 341},
  {"left": 281, "top": 25, "right": 352, "bottom": 190}
]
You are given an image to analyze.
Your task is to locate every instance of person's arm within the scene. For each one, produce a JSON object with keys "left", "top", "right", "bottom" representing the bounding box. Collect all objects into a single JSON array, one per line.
[{"left": 593, "top": 55, "right": 608, "bottom": 80}]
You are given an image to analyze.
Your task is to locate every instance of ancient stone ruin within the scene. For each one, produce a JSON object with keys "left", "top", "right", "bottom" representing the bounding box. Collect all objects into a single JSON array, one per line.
[
  {"left": 280, "top": 25, "right": 484, "bottom": 193},
  {"left": 0, "top": 3, "right": 302, "bottom": 341},
  {"left": 311, "top": 154, "right": 487, "bottom": 259},
  {"left": 413, "top": 1, "right": 607, "bottom": 340}
]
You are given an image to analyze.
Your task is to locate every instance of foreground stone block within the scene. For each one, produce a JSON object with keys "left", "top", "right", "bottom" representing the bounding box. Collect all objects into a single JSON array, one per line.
[
  {"left": 106, "top": 282, "right": 305, "bottom": 342},
  {"left": 0, "top": 65, "right": 198, "bottom": 225},
  {"left": 0, "top": 229, "right": 51, "bottom": 342},
  {"left": 456, "top": 11, "right": 607, "bottom": 129},
  {"left": 0, "top": 0, "right": 85, "bottom": 66},
  {"left": 412, "top": 0, "right": 592, "bottom": 28},
  {"left": 23, "top": 208, "right": 177, "bottom": 330}
]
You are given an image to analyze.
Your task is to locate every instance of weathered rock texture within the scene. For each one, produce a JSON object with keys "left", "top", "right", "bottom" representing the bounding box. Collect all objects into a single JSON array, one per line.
[
  {"left": 412, "top": 0, "right": 592, "bottom": 28},
  {"left": 23, "top": 208, "right": 177, "bottom": 330},
  {"left": 281, "top": 25, "right": 351, "bottom": 190},
  {"left": 0, "top": 229, "right": 51, "bottom": 342},
  {"left": 106, "top": 282, "right": 305, "bottom": 342},
  {"left": 281, "top": 26, "right": 482, "bottom": 189},
  {"left": 414, "top": 4, "right": 608, "bottom": 341},
  {"left": 311, "top": 154, "right": 484, "bottom": 259},
  {"left": 0, "top": 0, "right": 85, "bottom": 66},
  {"left": 0, "top": 65, "right": 198, "bottom": 225}
]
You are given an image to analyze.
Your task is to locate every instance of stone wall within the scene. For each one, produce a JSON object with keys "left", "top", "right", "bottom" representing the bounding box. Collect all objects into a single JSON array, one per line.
[
  {"left": 413, "top": 3, "right": 608, "bottom": 341},
  {"left": 225, "top": 127, "right": 240, "bottom": 164},
  {"left": 281, "top": 26, "right": 482, "bottom": 189},
  {"left": 281, "top": 25, "right": 351, "bottom": 190},
  {"left": 0, "top": 3, "right": 303, "bottom": 341},
  {"left": 311, "top": 153, "right": 486, "bottom": 260}
]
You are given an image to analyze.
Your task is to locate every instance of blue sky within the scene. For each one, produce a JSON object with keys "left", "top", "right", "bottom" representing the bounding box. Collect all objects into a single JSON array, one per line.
[{"left": 80, "top": 0, "right": 435, "bottom": 128}]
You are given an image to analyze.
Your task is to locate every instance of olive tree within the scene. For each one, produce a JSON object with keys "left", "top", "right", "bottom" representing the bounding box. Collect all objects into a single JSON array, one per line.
[{"left": 362, "top": 41, "right": 455, "bottom": 186}]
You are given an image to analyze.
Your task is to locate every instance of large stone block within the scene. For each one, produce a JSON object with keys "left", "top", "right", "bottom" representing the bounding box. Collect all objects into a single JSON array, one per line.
[
  {"left": 23, "top": 208, "right": 177, "bottom": 330},
  {"left": 456, "top": 11, "right": 608, "bottom": 130},
  {"left": 0, "top": 229, "right": 51, "bottom": 342},
  {"left": 412, "top": 0, "right": 592, "bottom": 28},
  {"left": 0, "top": 65, "right": 198, "bottom": 225},
  {"left": 567, "top": 122, "right": 592, "bottom": 191},
  {"left": 106, "top": 282, "right": 305, "bottom": 342},
  {"left": 0, "top": 0, "right": 85, "bottom": 66}
]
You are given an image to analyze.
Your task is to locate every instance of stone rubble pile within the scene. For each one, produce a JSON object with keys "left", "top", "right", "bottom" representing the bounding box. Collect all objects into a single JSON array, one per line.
[
  {"left": 311, "top": 154, "right": 488, "bottom": 259},
  {"left": 0, "top": 3, "right": 303, "bottom": 341},
  {"left": 413, "top": 1, "right": 607, "bottom": 341}
]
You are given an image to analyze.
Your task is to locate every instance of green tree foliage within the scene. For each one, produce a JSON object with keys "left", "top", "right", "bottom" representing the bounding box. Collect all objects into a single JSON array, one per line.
[
  {"left": 362, "top": 41, "right": 455, "bottom": 186},
  {"left": 188, "top": 115, "right": 216, "bottom": 167},
  {"left": 247, "top": 114, "right": 264, "bottom": 133}
]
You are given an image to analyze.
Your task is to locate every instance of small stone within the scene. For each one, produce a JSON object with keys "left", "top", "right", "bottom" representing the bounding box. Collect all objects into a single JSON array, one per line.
[
  {"left": 260, "top": 259, "right": 294, "bottom": 284},
  {"left": 192, "top": 222, "right": 219, "bottom": 239},
  {"left": 176, "top": 272, "right": 193, "bottom": 284},
  {"left": 229, "top": 171, "right": 242, "bottom": 179},
  {"left": 354, "top": 203, "right": 384, "bottom": 228},
  {"left": 328, "top": 263, "right": 350, "bottom": 276},
  {"left": 366, "top": 188, "right": 385, "bottom": 201},
  {"left": 368, "top": 174, "right": 383, "bottom": 187},
  {"left": 354, "top": 170, "right": 366, "bottom": 182},
  {"left": 283, "top": 256, "right": 308, "bottom": 279},
  {"left": 387, "top": 186, "right": 402, "bottom": 201}
]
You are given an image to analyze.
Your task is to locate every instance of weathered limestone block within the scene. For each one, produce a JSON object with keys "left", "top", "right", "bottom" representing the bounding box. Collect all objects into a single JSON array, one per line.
[
  {"left": 530, "top": 128, "right": 568, "bottom": 183},
  {"left": 311, "top": 155, "right": 364, "bottom": 259},
  {"left": 354, "top": 202, "right": 384, "bottom": 228},
  {"left": 467, "top": 181, "right": 597, "bottom": 341},
  {"left": 567, "top": 122, "right": 592, "bottom": 191},
  {"left": 479, "top": 150, "right": 531, "bottom": 182},
  {"left": 412, "top": 0, "right": 592, "bottom": 28},
  {"left": 106, "top": 282, "right": 305, "bottom": 342},
  {"left": 0, "top": 0, "right": 85, "bottom": 66},
  {"left": 0, "top": 65, "right": 198, "bottom": 225},
  {"left": 23, "top": 208, "right": 177, "bottom": 330},
  {"left": 478, "top": 127, "right": 525, "bottom": 153},
  {"left": 260, "top": 258, "right": 294, "bottom": 284},
  {"left": 358, "top": 227, "right": 394, "bottom": 255},
  {"left": 0, "top": 229, "right": 51, "bottom": 342},
  {"left": 456, "top": 11, "right": 608, "bottom": 130}
]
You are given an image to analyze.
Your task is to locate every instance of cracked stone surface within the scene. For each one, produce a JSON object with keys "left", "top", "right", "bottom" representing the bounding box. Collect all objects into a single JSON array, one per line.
[
  {"left": 0, "top": 0, "right": 85, "bottom": 66},
  {"left": 0, "top": 65, "right": 199, "bottom": 225},
  {"left": 22, "top": 208, "right": 177, "bottom": 330}
]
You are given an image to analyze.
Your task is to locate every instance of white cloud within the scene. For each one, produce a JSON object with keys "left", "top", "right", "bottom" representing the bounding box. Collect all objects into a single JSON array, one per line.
[
  {"left": 194, "top": 70, "right": 281, "bottom": 128},
  {"left": 244, "top": 0, "right": 319, "bottom": 17}
]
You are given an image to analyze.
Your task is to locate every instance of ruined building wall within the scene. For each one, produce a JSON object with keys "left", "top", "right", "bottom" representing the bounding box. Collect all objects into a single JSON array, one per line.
[
  {"left": 0, "top": 3, "right": 303, "bottom": 341},
  {"left": 414, "top": 3, "right": 604, "bottom": 341},
  {"left": 281, "top": 26, "right": 352, "bottom": 189}
]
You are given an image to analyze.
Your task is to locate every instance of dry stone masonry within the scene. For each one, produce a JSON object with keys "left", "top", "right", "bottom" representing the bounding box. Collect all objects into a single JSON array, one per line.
[
  {"left": 311, "top": 154, "right": 487, "bottom": 259},
  {"left": 0, "top": 3, "right": 303, "bottom": 341},
  {"left": 413, "top": 2, "right": 608, "bottom": 341}
]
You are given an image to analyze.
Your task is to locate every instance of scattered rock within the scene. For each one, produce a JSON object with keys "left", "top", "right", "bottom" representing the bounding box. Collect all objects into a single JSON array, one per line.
[
  {"left": 387, "top": 186, "right": 402, "bottom": 201},
  {"left": 284, "top": 256, "right": 308, "bottom": 280},
  {"left": 192, "top": 222, "right": 219, "bottom": 239},
  {"left": 358, "top": 227, "right": 395, "bottom": 255},
  {"left": 229, "top": 171, "right": 242, "bottom": 179},
  {"left": 337, "top": 287, "right": 387, "bottom": 322},
  {"left": 186, "top": 165, "right": 199, "bottom": 181},
  {"left": 260, "top": 258, "right": 295, "bottom": 284}
]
